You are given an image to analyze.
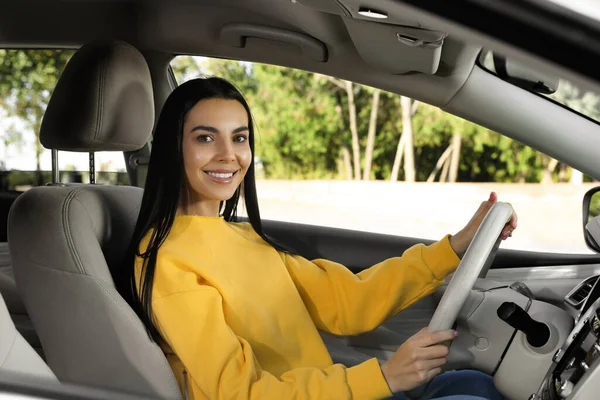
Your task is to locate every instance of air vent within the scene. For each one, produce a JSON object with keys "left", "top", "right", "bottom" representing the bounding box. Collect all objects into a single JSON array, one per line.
[{"left": 566, "top": 276, "right": 599, "bottom": 308}]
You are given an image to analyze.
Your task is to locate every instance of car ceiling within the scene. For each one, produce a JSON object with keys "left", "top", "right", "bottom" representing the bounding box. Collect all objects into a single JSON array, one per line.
[
  {"left": 0, "top": 0, "right": 480, "bottom": 107},
  {"left": 3, "top": 0, "right": 600, "bottom": 180}
]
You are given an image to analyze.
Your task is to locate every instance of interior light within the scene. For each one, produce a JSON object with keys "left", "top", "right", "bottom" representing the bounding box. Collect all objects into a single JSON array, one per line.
[{"left": 358, "top": 8, "right": 388, "bottom": 19}]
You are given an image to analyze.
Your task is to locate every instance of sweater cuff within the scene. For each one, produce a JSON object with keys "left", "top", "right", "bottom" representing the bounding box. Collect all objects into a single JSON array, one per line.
[
  {"left": 422, "top": 235, "right": 461, "bottom": 281},
  {"left": 346, "top": 358, "right": 392, "bottom": 400}
]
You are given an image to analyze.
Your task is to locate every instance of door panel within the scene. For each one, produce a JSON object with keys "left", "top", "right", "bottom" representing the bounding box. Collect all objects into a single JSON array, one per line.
[
  {"left": 262, "top": 219, "right": 600, "bottom": 271},
  {"left": 261, "top": 219, "right": 600, "bottom": 362}
]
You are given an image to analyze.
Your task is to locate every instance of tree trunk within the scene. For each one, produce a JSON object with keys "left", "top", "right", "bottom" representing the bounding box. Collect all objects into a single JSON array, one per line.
[
  {"left": 341, "top": 147, "right": 353, "bottom": 180},
  {"left": 570, "top": 168, "right": 584, "bottom": 185},
  {"left": 363, "top": 89, "right": 381, "bottom": 180},
  {"left": 345, "top": 81, "right": 361, "bottom": 180},
  {"left": 440, "top": 154, "right": 451, "bottom": 183},
  {"left": 541, "top": 157, "right": 559, "bottom": 184},
  {"left": 448, "top": 132, "right": 462, "bottom": 183},
  {"left": 558, "top": 164, "right": 568, "bottom": 182},
  {"left": 401, "top": 96, "right": 416, "bottom": 182},
  {"left": 427, "top": 145, "right": 453, "bottom": 183},
  {"left": 390, "top": 133, "right": 406, "bottom": 182},
  {"left": 333, "top": 97, "right": 352, "bottom": 181}
]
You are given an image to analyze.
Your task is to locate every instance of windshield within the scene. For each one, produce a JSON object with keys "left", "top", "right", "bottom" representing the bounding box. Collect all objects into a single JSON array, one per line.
[
  {"left": 545, "top": 79, "right": 600, "bottom": 123},
  {"left": 480, "top": 50, "right": 600, "bottom": 124},
  {"left": 543, "top": 0, "right": 600, "bottom": 22}
]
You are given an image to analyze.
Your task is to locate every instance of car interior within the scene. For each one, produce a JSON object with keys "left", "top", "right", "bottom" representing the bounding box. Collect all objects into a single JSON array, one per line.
[{"left": 2, "top": 0, "right": 600, "bottom": 399}]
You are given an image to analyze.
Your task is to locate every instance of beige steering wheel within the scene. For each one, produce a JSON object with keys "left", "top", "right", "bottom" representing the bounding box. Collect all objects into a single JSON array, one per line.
[{"left": 428, "top": 202, "right": 514, "bottom": 332}]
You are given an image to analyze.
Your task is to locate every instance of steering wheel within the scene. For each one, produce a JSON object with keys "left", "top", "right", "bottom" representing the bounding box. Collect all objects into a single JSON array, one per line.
[{"left": 428, "top": 202, "right": 514, "bottom": 332}]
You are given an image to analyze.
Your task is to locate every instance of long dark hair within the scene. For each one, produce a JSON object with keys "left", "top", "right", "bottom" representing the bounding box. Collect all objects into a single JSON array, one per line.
[{"left": 116, "top": 77, "right": 286, "bottom": 342}]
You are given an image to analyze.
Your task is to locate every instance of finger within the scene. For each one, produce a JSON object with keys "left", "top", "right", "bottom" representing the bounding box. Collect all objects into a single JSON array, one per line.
[
  {"left": 407, "top": 327, "right": 430, "bottom": 343},
  {"left": 418, "top": 344, "right": 450, "bottom": 359},
  {"left": 417, "top": 329, "right": 457, "bottom": 347},
  {"left": 502, "top": 202, "right": 518, "bottom": 229},
  {"left": 419, "top": 356, "right": 448, "bottom": 371},
  {"left": 480, "top": 192, "right": 497, "bottom": 210},
  {"left": 426, "top": 367, "right": 442, "bottom": 382},
  {"left": 501, "top": 227, "right": 513, "bottom": 239}
]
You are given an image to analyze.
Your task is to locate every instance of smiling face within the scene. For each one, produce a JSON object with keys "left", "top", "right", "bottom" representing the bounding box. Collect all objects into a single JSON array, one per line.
[{"left": 179, "top": 98, "right": 252, "bottom": 216}]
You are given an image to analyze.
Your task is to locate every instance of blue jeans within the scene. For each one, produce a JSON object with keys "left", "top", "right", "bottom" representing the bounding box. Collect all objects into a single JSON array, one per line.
[{"left": 388, "top": 370, "right": 505, "bottom": 400}]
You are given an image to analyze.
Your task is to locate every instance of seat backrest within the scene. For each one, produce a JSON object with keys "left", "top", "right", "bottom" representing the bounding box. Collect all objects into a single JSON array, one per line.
[
  {"left": 8, "top": 40, "right": 181, "bottom": 400},
  {"left": 0, "top": 290, "right": 56, "bottom": 381},
  {"left": 0, "top": 242, "right": 42, "bottom": 355},
  {"left": 0, "top": 242, "right": 25, "bottom": 315}
]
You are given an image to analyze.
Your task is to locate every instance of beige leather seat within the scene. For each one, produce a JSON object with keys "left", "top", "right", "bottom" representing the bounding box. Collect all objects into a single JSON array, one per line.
[
  {"left": 0, "top": 242, "right": 42, "bottom": 356},
  {"left": 0, "top": 291, "right": 56, "bottom": 381},
  {"left": 8, "top": 40, "right": 181, "bottom": 399}
]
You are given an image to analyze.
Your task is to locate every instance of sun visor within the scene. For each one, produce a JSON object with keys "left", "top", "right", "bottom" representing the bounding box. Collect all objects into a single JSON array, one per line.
[
  {"left": 295, "top": 0, "right": 447, "bottom": 75},
  {"left": 343, "top": 17, "right": 446, "bottom": 75}
]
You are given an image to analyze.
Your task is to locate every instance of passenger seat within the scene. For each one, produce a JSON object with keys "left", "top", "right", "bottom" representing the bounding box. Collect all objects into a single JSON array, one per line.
[
  {"left": 0, "top": 291, "right": 56, "bottom": 381},
  {"left": 0, "top": 190, "right": 42, "bottom": 355},
  {"left": 8, "top": 40, "right": 181, "bottom": 399}
]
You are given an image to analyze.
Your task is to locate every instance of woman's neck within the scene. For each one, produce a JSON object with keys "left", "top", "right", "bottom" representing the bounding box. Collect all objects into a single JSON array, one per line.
[{"left": 177, "top": 200, "right": 220, "bottom": 217}]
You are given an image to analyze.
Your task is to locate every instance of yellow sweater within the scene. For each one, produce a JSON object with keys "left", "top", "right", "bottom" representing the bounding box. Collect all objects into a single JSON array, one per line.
[{"left": 136, "top": 216, "right": 460, "bottom": 400}]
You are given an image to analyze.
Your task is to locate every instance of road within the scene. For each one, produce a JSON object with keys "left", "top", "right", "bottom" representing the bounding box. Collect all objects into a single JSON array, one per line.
[{"left": 250, "top": 181, "right": 597, "bottom": 255}]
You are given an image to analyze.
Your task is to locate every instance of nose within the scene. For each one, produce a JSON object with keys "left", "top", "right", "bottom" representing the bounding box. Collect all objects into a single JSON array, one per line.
[{"left": 216, "top": 139, "right": 236, "bottom": 162}]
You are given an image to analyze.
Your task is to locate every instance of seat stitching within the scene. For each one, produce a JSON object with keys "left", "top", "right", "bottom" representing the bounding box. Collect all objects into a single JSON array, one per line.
[
  {"left": 19, "top": 258, "right": 97, "bottom": 277},
  {"left": 62, "top": 188, "right": 86, "bottom": 275},
  {"left": 95, "top": 49, "right": 107, "bottom": 141},
  {"left": 95, "top": 278, "right": 182, "bottom": 396},
  {"left": 18, "top": 260, "right": 180, "bottom": 397}
]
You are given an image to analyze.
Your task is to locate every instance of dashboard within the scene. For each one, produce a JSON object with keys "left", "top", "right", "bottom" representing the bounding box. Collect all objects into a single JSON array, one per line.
[{"left": 531, "top": 274, "right": 600, "bottom": 399}]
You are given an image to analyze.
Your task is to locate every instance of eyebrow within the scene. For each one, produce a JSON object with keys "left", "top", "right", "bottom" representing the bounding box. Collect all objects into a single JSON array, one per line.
[{"left": 190, "top": 125, "right": 249, "bottom": 134}]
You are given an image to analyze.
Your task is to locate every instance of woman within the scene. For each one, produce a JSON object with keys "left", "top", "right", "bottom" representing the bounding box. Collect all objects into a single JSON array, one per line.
[{"left": 117, "top": 77, "right": 516, "bottom": 400}]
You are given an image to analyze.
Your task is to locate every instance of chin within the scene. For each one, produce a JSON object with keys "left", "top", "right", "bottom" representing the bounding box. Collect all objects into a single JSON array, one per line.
[{"left": 207, "top": 189, "right": 240, "bottom": 203}]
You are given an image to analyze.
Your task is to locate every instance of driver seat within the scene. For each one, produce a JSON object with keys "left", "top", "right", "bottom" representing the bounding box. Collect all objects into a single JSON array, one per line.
[{"left": 8, "top": 40, "right": 181, "bottom": 399}]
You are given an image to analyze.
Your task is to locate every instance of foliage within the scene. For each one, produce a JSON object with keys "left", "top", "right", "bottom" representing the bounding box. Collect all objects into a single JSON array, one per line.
[
  {"left": 589, "top": 192, "right": 600, "bottom": 222},
  {"left": 169, "top": 56, "right": 599, "bottom": 182},
  {"left": 0, "top": 49, "right": 73, "bottom": 181},
  {"left": 1, "top": 52, "right": 595, "bottom": 184},
  {"left": 549, "top": 79, "right": 600, "bottom": 122},
  {"left": 0, "top": 49, "right": 73, "bottom": 138}
]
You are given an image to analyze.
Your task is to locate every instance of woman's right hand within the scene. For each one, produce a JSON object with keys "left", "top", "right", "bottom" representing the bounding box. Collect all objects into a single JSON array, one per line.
[{"left": 380, "top": 328, "right": 458, "bottom": 393}]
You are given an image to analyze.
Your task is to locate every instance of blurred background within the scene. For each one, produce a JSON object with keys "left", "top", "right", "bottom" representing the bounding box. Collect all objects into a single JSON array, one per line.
[{"left": 1, "top": 51, "right": 598, "bottom": 254}]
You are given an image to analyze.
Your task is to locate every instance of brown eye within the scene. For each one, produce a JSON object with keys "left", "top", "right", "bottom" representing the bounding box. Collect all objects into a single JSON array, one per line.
[
  {"left": 234, "top": 135, "right": 248, "bottom": 143},
  {"left": 196, "top": 135, "right": 214, "bottom": 143}
]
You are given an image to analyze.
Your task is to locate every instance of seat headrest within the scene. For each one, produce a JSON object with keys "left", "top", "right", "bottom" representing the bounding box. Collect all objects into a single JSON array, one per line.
[{"left": 40, "top": 40, "right": 154, "bottom": 152}]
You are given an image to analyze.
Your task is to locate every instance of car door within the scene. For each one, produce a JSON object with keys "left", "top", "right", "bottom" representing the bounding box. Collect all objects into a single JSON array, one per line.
[
  {"left": 259, "top": 185, "right": 600, "bottom": 365},
  {"left": 227, "top": 57, "right": 600, "bottom": 364}
]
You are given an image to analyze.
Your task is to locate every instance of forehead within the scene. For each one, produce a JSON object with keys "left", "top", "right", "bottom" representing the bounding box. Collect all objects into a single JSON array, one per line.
[{"left": 184, "top": 98, "right": 248, "bottom": 125}]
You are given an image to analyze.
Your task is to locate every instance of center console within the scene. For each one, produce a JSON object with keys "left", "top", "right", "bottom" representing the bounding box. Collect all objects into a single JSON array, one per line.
[{"left": 530, "top": 275, "right": 600, "bottom": 399}]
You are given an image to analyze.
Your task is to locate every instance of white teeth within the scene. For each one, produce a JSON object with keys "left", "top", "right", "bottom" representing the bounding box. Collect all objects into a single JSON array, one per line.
[{"left": 208, "top": 172, "right": 234, "bottom": 179}]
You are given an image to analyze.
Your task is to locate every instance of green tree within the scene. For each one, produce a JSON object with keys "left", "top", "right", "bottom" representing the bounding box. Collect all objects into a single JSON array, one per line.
[
  {"left": 170, "top": 55, "right": 579, "bottom": 184},
  {"left": 171, "top": 56, "right": 204, "bottom": 84},
  {"left": 250, "top": 65, "right": 341, "bottom": 179},
  {"left": 0, "top": 49, "right": 73, "bottom": 183}
]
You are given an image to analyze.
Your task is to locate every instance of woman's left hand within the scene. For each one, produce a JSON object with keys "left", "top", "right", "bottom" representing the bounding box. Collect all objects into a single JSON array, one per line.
[{"left": 449, "top": 192, "right": 517, "bottom": 258}]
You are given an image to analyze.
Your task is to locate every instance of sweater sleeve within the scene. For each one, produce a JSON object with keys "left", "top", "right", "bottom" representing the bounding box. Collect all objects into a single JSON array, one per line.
[
  {"left": 152, "top": 282, "right": 393, "bottom": 400},
  {"left": 280, "top": 235, "right": 460, "bottom": 336}
]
